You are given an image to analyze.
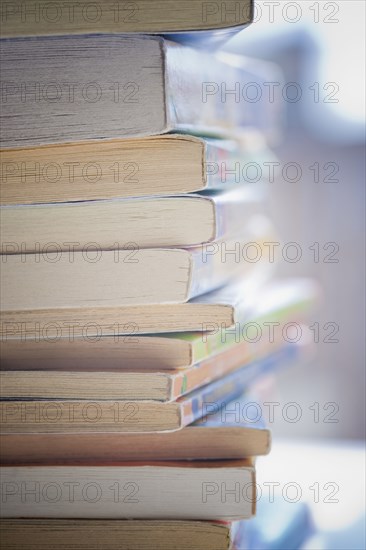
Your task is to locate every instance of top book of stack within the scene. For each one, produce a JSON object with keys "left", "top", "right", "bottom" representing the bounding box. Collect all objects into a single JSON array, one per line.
[{"left": 0, "top": 0, "right": 253, "bottom": 45}]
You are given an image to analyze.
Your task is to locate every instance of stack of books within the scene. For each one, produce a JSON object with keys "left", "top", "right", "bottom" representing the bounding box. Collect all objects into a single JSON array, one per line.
[{"left": 0, "top": 2, "right": 317, "bottom": 548}]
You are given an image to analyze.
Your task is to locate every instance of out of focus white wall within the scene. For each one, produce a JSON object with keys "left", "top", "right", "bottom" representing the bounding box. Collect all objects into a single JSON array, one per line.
[{"left": 225, "top": 0, "right": 366, "bottom": 439}]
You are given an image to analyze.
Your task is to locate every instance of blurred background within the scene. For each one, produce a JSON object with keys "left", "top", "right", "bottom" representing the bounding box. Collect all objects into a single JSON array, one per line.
[
  {"left": 223, "top": 2, "right": 365, "bottom": 548},
  {"left": 224, "top": 0, "right": 365, "bottom": 441}
]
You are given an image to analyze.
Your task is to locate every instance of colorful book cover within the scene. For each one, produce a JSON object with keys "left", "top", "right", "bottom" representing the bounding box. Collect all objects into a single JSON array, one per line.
[
  {"left": 181, "top": 343, "right": 300, "bottom": 427},
  {"left": 169, "top": 278, "right": 319, "bottom": 365},
  {"left": 169, "top": 333, "right": 286, "bottom": 402}
]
